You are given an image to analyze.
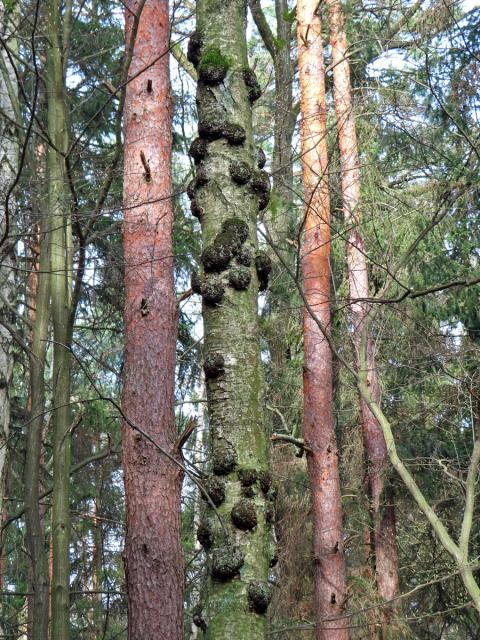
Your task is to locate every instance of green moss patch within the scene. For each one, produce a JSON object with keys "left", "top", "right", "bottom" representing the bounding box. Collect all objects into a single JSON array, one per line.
[{"left": 199, "top": 47, "right": 231, "bottom": 85}]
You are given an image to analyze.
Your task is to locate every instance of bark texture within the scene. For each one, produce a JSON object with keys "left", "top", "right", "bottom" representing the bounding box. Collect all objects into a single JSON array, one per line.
[
  {"left": 24, "top": 201, "right": 50, "bottom": 640},
  {"left": 297, "top": 2, "right": 349, "bottom": 638},
  {"left": 249, "top": 2, "right": 314, "bottom": 628},
  {"left": 0, "top": 0, "right": 18, "bottom": 560},
  {"left": 191, "top": 1, "right": 272, "bottom": 638},
  {"left": 47, "top": 0, "right": 73, "bottom": 635},
  {"left": 122, "top": 1, "right": 184, "bottom": 638},
  {"left": 325, "top": 0, "right": 400, "bottom": 627}
]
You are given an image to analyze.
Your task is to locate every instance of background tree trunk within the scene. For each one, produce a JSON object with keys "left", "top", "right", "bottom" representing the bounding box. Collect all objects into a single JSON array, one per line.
[
  {"left": 326, "top": 0, "right": 400, "bottom": 630},
  {"left": 47, "top": 0, "right": 73, "bottom": 637},
  {"left": 297, "top": 2, "right": 349, "bottom": 638},
  {"left": 24, "top": 199, "right": 50, "bottom": 640},
  {"left": 0, "top": 2, "right": 18, "bottom": 601},
  {"left": 122, "top": 0, "right": 184, "bottom": 637}
]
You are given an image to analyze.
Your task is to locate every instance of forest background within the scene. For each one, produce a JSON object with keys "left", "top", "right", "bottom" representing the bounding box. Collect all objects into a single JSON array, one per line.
[{"left": 0, "top": 0, "right": 479, "bottom": 638}]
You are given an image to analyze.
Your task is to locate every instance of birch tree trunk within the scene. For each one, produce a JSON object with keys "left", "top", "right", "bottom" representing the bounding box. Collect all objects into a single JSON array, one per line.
[
  {"left": 189, "top": 1, "right": 273, "bottom": 636},
  {"left": 297, "top": 2, "right": 349, "bottom": 638},
  {"left": 122, "top": 0, "right": 184, "bottom": 637},
  {"left": 325, "top": 0, "right": 400, "bottom": 630}
]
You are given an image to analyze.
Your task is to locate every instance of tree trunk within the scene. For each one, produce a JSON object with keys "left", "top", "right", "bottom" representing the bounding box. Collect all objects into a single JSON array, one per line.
[
  {"left": 325, "top": 0, "right": 400, "bottom": 629},
  {"left": 24, "top": 187, "right": 51, "bottom": 640},
  {"left": 249, "top": 2, "right": 314, "bottom": 629},
  {"left": 122, "top": 0, "right": 184, "bottom": 637},
  {"left": 0, "top": 0, "right": 18, "bottom": 582},
  {"left": 91, "top": 457, "right": 104, "bottom": 639},
  {"left": 297, "top": 2, "right": 349, "bottom": 638},
  {"left": 46, "top": 0, "right": 73, "bottom": 637},
  {"left": 190, "top": 1, "right": 272, "bottom": 637}
]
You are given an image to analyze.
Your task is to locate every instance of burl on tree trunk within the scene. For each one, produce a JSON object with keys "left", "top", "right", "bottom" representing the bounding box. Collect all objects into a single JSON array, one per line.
[{"left": 188, "top": 0, "right": 273, "bottom": 638}]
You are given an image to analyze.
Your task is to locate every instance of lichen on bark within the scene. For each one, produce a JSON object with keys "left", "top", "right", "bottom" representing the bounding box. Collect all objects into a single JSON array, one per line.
[{"left": 193, "top": 0, "right": 272, "bottom": 637}]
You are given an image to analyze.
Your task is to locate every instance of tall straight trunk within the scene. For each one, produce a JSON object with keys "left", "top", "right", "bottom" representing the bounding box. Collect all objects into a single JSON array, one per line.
[
  {"left": 189, "top": 1, "right": 272, "bottom": 637},
  {"left": 91, "top": 457, "right": 104, "bottom": 638},
  {"left": 249, "top": 1, "right": 314, "bottom": 628},
  {"left": 190, "top": 381, "right": 206, "bottom": 640},
  {"left": 0, "top": 0, "right": 18, "bottom": 561},
  {"left": 24, "top": 197, "right": 51, "bottom": 640},
  {"left": 271, "top": 0, "right": 295, "bottom": 220},
  {"left": 325, "top": 0, "right": 400, "bottom": 628},
  {"left": 122, "top": 0, "right": 184, "bottom": 637},
  {"left": 269, "top": 0, "right": 297, "bottom": 392},
  {"left": 297, "top": 2, "right": 349, "bottom": 639},
  {"left": 46, "top": 0, "right": 73, "bottom": 637}
]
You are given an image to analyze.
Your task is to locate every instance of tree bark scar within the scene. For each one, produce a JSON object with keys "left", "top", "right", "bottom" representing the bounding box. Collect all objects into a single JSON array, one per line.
[
  {"left": 140, "top": 150, "right": 151, "bottom": 182},
  {"left": 140, "top": 297, "right": 149, "bottom": 316}
]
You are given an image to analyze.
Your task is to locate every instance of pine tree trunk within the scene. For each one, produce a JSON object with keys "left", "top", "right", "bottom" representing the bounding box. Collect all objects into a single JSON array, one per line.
[
  {"left": 189, "top": 1, "right": 273, "bottom": 637},
  {"left": 46, "top": 1, "right": 73, "bottom": 637},
  {"left": 325, "top": 0, "right": 400, "bottom": 629},
  {"left": 250, "top": 2, "right": 315, "bottom": 628},
  {"left": 122, "top": 1, "right": 184, "bottom": 638},
  {"left": 297, "top": 2, "right": 349, "bottom": 638}
]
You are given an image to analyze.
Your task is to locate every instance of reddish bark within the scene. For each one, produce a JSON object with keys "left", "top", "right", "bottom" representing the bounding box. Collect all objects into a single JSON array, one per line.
[
  {"left": 297, "top": 2, "right": 349, "bottom": 638},
  {"left": 326, "top": 0, "right": 400, "bottom": 628},
  {"left": 122, "top": 1, "right": 184, "bottom": 638}
]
